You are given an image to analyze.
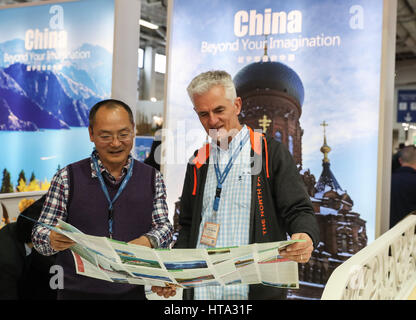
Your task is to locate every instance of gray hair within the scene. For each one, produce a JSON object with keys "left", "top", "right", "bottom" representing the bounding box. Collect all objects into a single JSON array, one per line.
[
  {"left": 187, "top": 70, "right": 237, "bottom": 104},
  {"left": 399, "top": 145, "right": 416, "bottom": 164}
]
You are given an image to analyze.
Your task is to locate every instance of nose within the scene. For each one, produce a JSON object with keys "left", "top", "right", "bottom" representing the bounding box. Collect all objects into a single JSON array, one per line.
[
  {"left": 207, "top": 113, "right": 218, "bottom": 127},
  {"left": 110, "top": 136, "right": 122, "bottom": 147}
]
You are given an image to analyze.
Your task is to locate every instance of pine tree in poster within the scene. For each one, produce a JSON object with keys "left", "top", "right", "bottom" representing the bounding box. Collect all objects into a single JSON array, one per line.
[
  {"left": 17, "top": 170, "right": 26, "bottom": 186},
  {"left": 29, "top": 172, "right": 36, "bottom": 182},
  {"left": 1, "top": 169, "right": 14, "bottom": 193}
]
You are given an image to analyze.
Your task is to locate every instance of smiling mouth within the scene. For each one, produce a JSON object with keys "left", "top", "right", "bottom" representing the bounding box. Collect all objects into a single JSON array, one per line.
[
  {"left": 108, "top": 150, "right": 123, "bottom": 155},
  {"left": 208, "top": 127, "right": 224, "bottom": 133}
]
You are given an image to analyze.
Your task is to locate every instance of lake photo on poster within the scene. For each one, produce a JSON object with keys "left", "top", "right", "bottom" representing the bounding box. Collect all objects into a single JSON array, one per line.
[{"left": 0, "top": 127, "right": 94, "bottom": 187}]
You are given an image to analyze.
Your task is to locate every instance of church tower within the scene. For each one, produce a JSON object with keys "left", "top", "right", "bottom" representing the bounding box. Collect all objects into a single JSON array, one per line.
[
  {"left": 315, "top": 121, "right": 343, "bottom": 196},
  {"left": 233, "top": 49, "right": 304, "bottom": 166},
  {"left": 289, "top": 121, "right": 368, "bottom": 300}
]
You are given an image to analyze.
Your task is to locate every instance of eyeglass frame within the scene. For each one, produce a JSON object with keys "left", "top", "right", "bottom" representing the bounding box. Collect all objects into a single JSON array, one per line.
[{"left": 95, "top": 130, "right": 134, "bottom": 143}]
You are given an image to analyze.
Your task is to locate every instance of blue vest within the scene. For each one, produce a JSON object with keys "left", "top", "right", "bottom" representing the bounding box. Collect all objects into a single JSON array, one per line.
[{"left": 55, "top": 158, "right": 155, "bottom": 296}]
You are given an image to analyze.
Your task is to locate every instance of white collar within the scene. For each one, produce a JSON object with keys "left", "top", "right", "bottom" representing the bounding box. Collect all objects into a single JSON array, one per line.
[{"left": 24, "top": 243, "right": 32, "bottom": 256}]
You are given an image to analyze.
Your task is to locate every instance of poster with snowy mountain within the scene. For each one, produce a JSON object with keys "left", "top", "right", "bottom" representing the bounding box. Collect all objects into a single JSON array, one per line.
[{"left": 0, "top": 0, "right": 114, "bottom": 193}]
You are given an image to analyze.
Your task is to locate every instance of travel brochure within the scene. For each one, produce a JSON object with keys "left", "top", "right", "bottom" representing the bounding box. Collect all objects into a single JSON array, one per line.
[{"left": 54, "top": 219, "right": 302, "bottom": 289}]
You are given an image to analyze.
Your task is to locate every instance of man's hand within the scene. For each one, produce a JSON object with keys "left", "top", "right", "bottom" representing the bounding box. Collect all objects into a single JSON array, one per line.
[
  {"left": 128, "top": 235, "right": 152, "bottom": 248},
  {"left": 151, "top": 284, "right": 177, "bottom": 298},
  {"left": 50, "top": 230, "right": 76, "bottom": 251},
  {"left": 279, "top": 233, "right": 314, "bottom": 263},
  {"left": 130, "top": 237, "right": 177, "bottom": 298}
]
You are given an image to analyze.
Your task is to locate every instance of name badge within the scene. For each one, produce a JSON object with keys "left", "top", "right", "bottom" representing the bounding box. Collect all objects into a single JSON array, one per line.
[{"left": 200, "top": 222, "right": 220, "bottom": 247}]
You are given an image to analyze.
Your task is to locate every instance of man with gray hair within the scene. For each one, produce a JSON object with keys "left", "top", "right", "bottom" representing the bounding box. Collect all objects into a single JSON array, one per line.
[
  {"left": 186, "top": 70, "right": 242, "bottom": 147},
  {"left": 154, "top": 70, "right": 319, "bottom": 300},
  {"left": 390, "top": 145, "right": 416, "bottom": 228}
]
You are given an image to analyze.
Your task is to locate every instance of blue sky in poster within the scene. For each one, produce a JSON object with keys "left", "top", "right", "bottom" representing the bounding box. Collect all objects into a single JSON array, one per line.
[
  {"left": 0, "top": 0, "right": 114, "bottom": 52},
  {"left": 165, "top": 0, "right": 384, "bottom": 241}
]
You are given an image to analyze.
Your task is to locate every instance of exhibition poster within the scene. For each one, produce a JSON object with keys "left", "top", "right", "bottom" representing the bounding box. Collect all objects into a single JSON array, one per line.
[
  {"left": 0, "top": 0, "right": 114, "bottom": 193},
  {"left": 135, "top": 136, "right": 155, "bottom": 162},
  {"left": 164, "top": 0, "right": 384, "bottom": 298}
]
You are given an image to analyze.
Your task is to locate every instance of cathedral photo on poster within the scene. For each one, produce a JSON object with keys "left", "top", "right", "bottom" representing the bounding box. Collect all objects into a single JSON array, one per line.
[{"left": 164, "top": 0, "right": 383, "bottom": 299}]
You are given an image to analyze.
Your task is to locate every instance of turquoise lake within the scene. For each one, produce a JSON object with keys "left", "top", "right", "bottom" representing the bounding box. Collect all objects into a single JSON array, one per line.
[
  {"left": 0, "top": 128, "right": 152, "bottom": 189},
  {"left": 0, "top": 127, "right": 94, "bottom": 187}
]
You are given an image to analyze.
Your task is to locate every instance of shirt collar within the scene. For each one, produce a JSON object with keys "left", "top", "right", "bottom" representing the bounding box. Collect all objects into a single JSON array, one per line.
[
  {"left": 24, "top": 243, "right": 32, "bottom": 256},
  {"left": 90, "top": 149, "right": 133, "bottom": 181}
]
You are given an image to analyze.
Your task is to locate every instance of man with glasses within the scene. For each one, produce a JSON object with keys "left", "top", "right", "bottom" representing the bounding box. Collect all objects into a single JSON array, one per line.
[{"left": 32, "top": 99, "right": 173, "bottom": 300}]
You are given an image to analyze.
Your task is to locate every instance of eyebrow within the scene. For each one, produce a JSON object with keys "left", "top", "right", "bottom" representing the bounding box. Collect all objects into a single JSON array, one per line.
[
  {"left": 196, "top": 106, "right": 225, "bottom": 114},
  {"left": 98, "top": 127, "right": 131, "bottom": 134}
]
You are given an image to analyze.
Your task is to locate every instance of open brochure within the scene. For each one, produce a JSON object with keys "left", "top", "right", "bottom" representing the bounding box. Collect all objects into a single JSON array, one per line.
[{"left": 53, "top": 219, "right": 302, "bottom": 289}]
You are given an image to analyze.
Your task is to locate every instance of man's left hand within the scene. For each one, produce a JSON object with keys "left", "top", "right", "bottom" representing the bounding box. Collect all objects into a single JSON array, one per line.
[
  {"left": 128, "top": 235, "right": 152, "bottom": 248},
  {"left": 151, "top": 284, "right": 178, "bottom": 298},
  {"left": 279, "top": 233, "right": 314, "bottom": 263}
]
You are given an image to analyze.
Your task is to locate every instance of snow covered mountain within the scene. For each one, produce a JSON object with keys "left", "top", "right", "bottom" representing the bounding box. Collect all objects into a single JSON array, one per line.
[
  {"left": 3, "top": 63, "right": 99, "bottom": 127},
  {"left": 0, "top": 97, "right": 38, "bottom": 131},
  {"left": 0, "top": 68, "right": 69, "bottom": 130},
  {"left": 0, "top": 39, "right": 112, "bottom": 131}
]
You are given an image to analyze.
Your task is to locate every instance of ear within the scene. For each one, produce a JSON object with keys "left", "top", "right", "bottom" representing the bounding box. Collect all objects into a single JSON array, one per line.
[
  {"left": 234, "top": 97, "right": 242, "bottom": 115},
  {"left": 88, "top": 126, "right": 94, "bottom": 143}
]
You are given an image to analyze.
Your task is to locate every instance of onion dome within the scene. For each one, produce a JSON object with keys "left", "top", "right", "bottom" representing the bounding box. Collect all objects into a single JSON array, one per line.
[{"left": 233, "top": 59, "right": 305, "bottom": 106}]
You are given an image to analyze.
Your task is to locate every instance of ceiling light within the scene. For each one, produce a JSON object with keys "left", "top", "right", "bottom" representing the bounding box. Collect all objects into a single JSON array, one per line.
[{"left": 139, "top": 19, "right": 159, "bottom": 30}]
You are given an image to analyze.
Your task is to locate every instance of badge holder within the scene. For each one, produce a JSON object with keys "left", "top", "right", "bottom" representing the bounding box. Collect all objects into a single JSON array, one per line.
[{"left": 200, "top": 221, "right": 220, "bottom": 247}]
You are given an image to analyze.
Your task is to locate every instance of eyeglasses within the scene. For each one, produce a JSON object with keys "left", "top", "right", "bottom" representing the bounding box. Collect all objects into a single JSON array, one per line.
[{"left": 97, "top": 131, "right": 133, "bottom": 143}]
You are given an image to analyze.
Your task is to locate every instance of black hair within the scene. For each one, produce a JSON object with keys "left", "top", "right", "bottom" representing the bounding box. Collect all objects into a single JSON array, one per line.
[
  {"left": 399, "top": 145, "right": 416, "bottom": 164},
  {"left": 88, "top": 99, "right": 134, "bottom": 130},
  {"left": 16, "top": 194, "right": 46, "bottom": 244}
]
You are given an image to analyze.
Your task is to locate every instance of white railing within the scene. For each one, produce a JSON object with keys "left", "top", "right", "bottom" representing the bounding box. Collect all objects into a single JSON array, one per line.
[
  {"left": 0, "top": 191, "right": 46, "bottom": 223},
  {"left": 321, "top": 213, "right": 416, "bottom": 300}
]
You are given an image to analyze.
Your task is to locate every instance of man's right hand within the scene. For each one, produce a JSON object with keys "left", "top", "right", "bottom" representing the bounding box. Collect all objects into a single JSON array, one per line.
[
  {"left": 151, "top": 284, "right": 177, "bottom": 298},
  {"left": 50, "top": 230, "right": 76, "bottom": 251}
]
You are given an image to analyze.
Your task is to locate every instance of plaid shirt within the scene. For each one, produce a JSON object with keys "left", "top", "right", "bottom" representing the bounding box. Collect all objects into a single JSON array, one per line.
[
  {"left": 32, "top": 151, "right": 173, "bottom": 256},
  {"left": 195, "top": 125, "right": 252, "bottom": 300}
]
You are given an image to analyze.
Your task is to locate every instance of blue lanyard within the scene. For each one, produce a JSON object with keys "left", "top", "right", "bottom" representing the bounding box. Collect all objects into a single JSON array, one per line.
[
  {"left": 213, "top": 131, "right": 250, "bottom": 212},
  {"left": 91, "top": 152, "right": 134, "bottom": 239}
]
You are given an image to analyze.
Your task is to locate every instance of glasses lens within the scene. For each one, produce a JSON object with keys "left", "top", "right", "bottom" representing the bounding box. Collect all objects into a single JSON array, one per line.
[
  {"left": 98, "top": 131, "right": 132, "bottom": 142},
  {"left": 118, "top": 132, "right": 131, "bottom": 141}
]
